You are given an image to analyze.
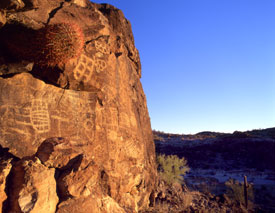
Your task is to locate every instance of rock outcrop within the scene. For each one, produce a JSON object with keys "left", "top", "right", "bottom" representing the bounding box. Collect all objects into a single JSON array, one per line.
[
  {"left": 0, "top": 0, "right": 157, "bottom": 212},
  {"left": 0, "top": 157, "right": 12, "bottom": 211}
]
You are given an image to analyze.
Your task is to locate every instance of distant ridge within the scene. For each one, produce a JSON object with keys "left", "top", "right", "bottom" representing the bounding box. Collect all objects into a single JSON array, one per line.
[{"left": 153, "top": 127, "right": 275, "bottom": 141}]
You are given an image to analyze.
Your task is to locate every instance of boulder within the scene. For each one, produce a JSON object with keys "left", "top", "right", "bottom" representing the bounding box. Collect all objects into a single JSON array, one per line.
[
  {"left": 8, "top": 157, "right": 58, "bottom": 213},
  {"left": 0, "top": 1, "right": 157, "bottom": 212},
  {"left": 57, "top": 195, "right": 126, "bottom": 213},
  {"left": 0, "top": 158, "right": 12, "bottom": 211}
]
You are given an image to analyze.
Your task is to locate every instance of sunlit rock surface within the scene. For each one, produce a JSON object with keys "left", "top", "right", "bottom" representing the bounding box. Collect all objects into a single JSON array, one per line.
[{"left": 0, "top": 0, "right": 157, "bottom": 212}]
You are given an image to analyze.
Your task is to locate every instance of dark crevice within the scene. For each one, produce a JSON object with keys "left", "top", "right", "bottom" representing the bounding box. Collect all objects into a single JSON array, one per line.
[
  {"left": 100, "top": 170, "right": 111, "bottom": 196},
  {"left": 0, "top": 72, "right": 20, "bottom": 79},
  {"left": 85, "top": 35, "right": 110, "bottom": 48},
  {"left": 0, "top": 145, "right": 20, "bottom": 162},
  {"left": 46, "top": 1, "right": 65, "bottom": 25},
  {"left": 126, "top": 45, "right": 137, "bottom": 64},
  {"left": 54, "top": 168, "right": 67, "bottom": 209},
  {"left": 0, "top": 22, "right": 36, "bottom": 63},
  {"left": 115, "top": 52, "right": 122, "bottom": 57},
  {"left": 22, "top": 0, "right": 38, "bottom": 10},
  {"left": 136, "top": 180, "right": 143, "bottom": 191},
  {"left": 30, "top": 64, "right": 64, "bottom": 88},
  {"left": 149, "top": 190, "right": 156, "bottom": 207},
  {"left": 60, "top": 154, "right": 83, "bottom": 172},
  {"left": 54, "top": 154, "right": 84, "bottom": 206},
  {"left": 97, "top": 4, "right": 112, "bottom": 16},
  {"left": 97, "top": 97, "right": 103, "bottom": 106}
]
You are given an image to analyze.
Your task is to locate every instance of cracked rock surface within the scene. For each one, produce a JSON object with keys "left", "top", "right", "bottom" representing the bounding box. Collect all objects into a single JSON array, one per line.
[{"left": 0, "top": 0, "right": 157, "bottom": 212}]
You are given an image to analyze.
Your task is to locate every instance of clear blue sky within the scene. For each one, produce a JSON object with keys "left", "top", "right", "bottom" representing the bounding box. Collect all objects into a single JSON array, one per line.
[{"left": 92, "top": 0, "right": 275, "bottom": 134}]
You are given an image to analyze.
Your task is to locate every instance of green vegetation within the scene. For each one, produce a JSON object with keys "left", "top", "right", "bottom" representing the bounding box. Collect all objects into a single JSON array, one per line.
[
  {"left": 157, "top": 154, "right": 190, "bottom": 185},
  {"left": 225, "top": 178, "right": 254, "bottom": 204}
]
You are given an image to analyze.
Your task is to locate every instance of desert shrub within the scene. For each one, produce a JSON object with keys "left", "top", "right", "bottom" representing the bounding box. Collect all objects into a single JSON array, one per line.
[
  {"left": 225, "top": 178, "right": 254, "bottom": 204},
  {"left": 157, "top": 154, "right": 190, "bottom": 185},
  {"left": 34, "top": 22, "right": 84, "bottom": 67}
]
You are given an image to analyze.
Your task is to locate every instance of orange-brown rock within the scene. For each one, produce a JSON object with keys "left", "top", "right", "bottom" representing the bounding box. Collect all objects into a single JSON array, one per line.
[
  {"left": 0, "top": 0, "right": 25, "bottom": 11},
  {"left": 57, "top": 195, "right": 126, "bottom": 213},
  {"left": 0, "top": 0, "right": 157, "bottom": 212},
  {"left": 36, "top": 137, "right": 84, "bottom": 169},
  {"left": 0, "top": 10, "right": 6, "bottom": 28},
  {"left": 0, "top": 158, "right": 12, "bottom": 211},
  {"left": 8, "top": 157, "right": 58, "bottom": 213}
]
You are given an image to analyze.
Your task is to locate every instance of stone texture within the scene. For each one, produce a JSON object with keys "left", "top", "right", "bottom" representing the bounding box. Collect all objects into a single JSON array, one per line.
[
  {"left": 8, "top": 157, "right": 58, "bottom": 213},
  {"left": 0, "top": 1, "right": 157, "bottom": 212},
  {"left": 71, "top": 0, "right": 87, "bottom": 8},
  {"left": 0, "top": 0, "right": 25, "bottom": 11},
  {"left": 36, "top": 137, "right": 83, "bottom": 169},
  {"left": 57, "top": 196, "right": 126, "bottom": 213},
  {"left": 0, "top": 10, "right": 6, "bottom": 28},
  {"left": 0, "top": 158, "right": 12, "bottom": 211}
]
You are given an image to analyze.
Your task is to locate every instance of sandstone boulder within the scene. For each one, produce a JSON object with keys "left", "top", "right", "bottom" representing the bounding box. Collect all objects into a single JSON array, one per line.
[
  {"left": 0, "top": 158, "right": 12, "bottom": 211},
  {"left": 8, "top": 157, "right": 58, "bottom": 213},
  {"left": 57, "top": 196, "right": 126, "bottom": 213},
  {"left": 36, "top": 137, "right": 84, "bottom": 169}
]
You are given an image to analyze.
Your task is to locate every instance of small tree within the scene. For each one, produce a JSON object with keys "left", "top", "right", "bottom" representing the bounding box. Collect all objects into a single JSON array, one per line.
[{"left": 157, "top": 154, "right": 190, "bottom": 185}]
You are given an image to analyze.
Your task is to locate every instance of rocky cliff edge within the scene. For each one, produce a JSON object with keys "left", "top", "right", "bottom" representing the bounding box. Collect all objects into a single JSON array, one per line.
[{"left": 0, "top": 0, "right": 157, "bottom": 212}]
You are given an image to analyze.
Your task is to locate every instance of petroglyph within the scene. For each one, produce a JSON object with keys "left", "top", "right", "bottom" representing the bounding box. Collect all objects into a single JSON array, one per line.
[
  {"left": 73, "top": 54, "right": 95, "bottom": 83},
  {"left": 95, "top": 37, "right": 110, "bottom": 55},
  {"left": 94, "top": 58, "right": 107, "bottom": 73},
  {"left": 78, "top": 110, "right": 95, "bottom": 142},
  {"left": 0, "top": 105, "right": 34, "bottom": 147},
  {"left": 82, "top": 112, "right": 94, "bottom": 130},
  {"left": 73, "top": 54, "right": 108, "bottom": 84},
  {"left": 30, "top": 99, "right": 50, "bottom": 134},
  {"left": 119, "top": 112, "right": 131, "bottom": 129},
  {"left": 63, "top": 90, "right": 81, "bottom": 107},
  {"left": 51, "top": 114, "right": 71, "bottom": 137},
  {"left": 123, "top": 139, "right": 139, "bottom": 158},
  {"left": 0, "top": 105, "right": 32, "bottom": 131}
]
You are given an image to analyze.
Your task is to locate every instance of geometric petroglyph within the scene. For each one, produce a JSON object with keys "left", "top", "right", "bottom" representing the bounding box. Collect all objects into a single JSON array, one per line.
[
  {"left": 0, "top": 105, "right": 32, "bottom": 136},
  {"left": 79, "top": 111, "right": 96, "bottom": 142},
  {"left": 94, "top": 58, "right": 107, "bottom": 73},
  {"left": 64, "top": 90, "right": 81, "bottom": 108},
  {"left": 73, "top": 54, "right": 107, "bottom": 83},
  {"left": 30, "top": 99, "right": 50, "bottom": 134},
  {"left": 82, "top": 112, "right": 94, "bottom": 130},
  {"left": 73, "top": 54, "right": 95, "bottom": 83},
  {"left": 95, "top": 36, "right": 110, "bottom": 55},
  {"left": 123, "top": 139, "right": 139, "bottom": 158}
]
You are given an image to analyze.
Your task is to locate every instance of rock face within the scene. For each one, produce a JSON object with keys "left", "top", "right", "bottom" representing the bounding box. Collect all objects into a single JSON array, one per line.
[
  {"left": 0, "top": 0, "right": 157, "bottom": 212},
  {"left": 8, "top": 158, "right": 59, "bottom": 213},
  {"left": 0, "top": 157, "right": 12, "bottom": 211}
]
